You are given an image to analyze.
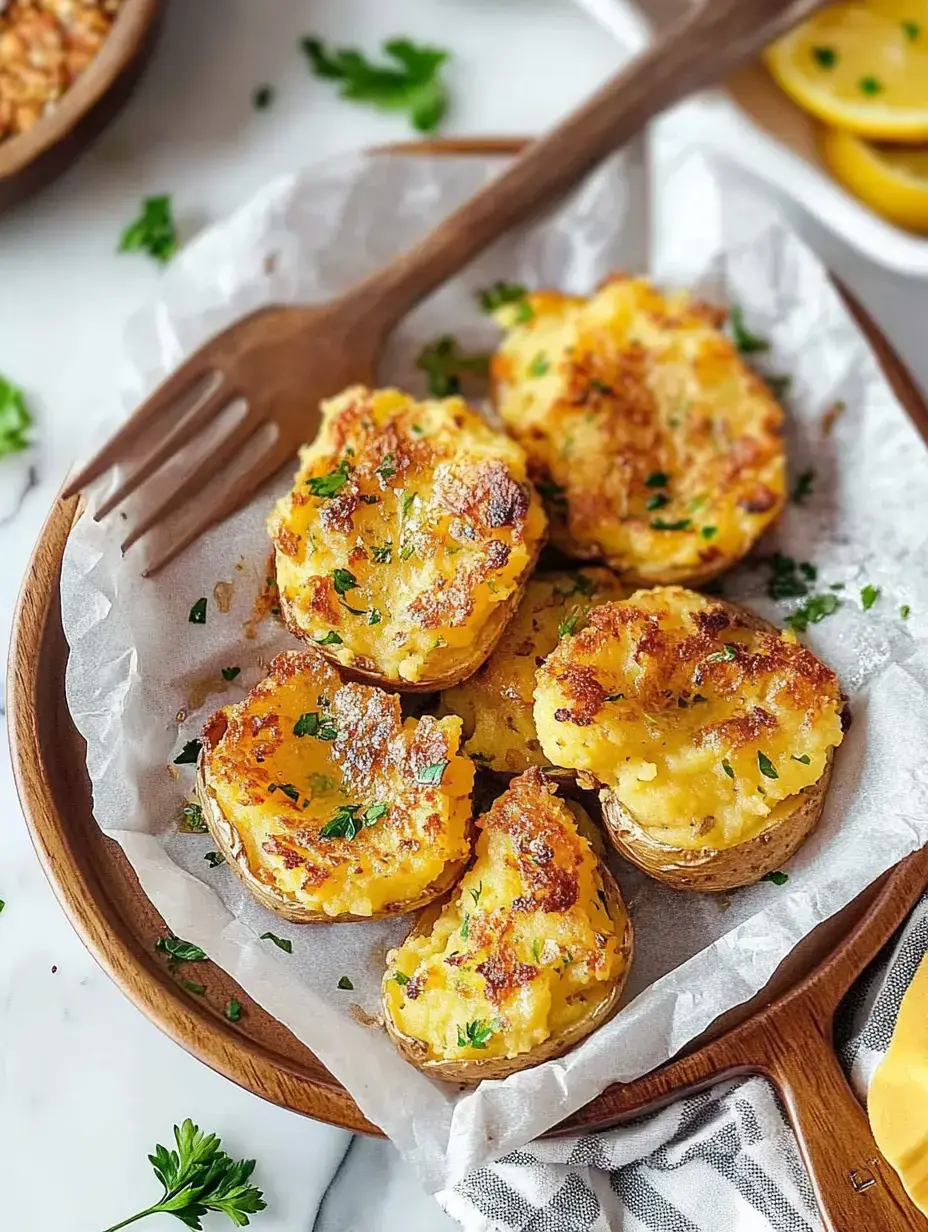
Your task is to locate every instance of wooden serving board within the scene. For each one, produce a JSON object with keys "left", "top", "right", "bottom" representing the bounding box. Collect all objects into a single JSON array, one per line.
[{"left": 9, "top": 140, "right": 928, "bottom": 1232}]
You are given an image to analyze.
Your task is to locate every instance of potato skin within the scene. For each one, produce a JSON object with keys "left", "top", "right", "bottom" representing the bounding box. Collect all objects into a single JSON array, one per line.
[
  {"left": 381, "top": 777, "right": 633, "bottom": 1082},
  {"left": 598, "top": 748, "right": 834, "bottom": 892}
]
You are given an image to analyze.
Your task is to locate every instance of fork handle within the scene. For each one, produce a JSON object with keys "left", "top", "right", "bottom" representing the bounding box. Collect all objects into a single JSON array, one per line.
[{"left": 347, "top": 0, "right": 824, "bottom": 332}]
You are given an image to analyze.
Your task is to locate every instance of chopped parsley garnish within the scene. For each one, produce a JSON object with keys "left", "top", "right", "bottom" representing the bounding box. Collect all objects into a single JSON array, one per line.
[
  {"left": 457, "top": 1019, "right": 496, "bottom": 1050},
  {"left": 589, "top": 379, "right": 612, "bottom": 394},
  {"left": 765, "top": 552, "right": 817, "bottom": 600},
  {"left": 470, "top": 882, "right": 483, "bottom": 906},
  {"left": 645, "top": 471, "right": 669, "bottom": 488},
  {"left": 269, "top": 782, "right": 300, "bottom": 802},
  {"left": 180, "top": 979, "right": 206, "bottom": 995},
  {"left": 368, "top": 608, "right": 382, "bottom": 625},
  {"left": 260, "top": 932, "right": 293, "bottom": 953},
  {"left": 791, "top": 753, "right": 811, "bottom": 765},
  {"left": 119, "top": 195, "right": 178, "bottom": 264},
  {"left": 860, "top": 76, "right": 883, "bottom": 95},
  {"left": 531, "top": 938, "right": 543, "bottom": 963},
  {"left": 371, "top": 542, "right": 393, "bottom": 563},
  {"left": 792, "top": 469, "right": 815, "bottom": 504},
  {"left": 375, "top": 454, "right": 396, "bottom": 481},
  {"left": 173, "top": 739, "right": 202, "bottom": 765},
  {"left": 763, "top": 870, "right": 789, "bottom": 886},
  {"left": 901, "top": 604, "right": 911, "bottom": 619},
  {"left": 306, "top": 458, "right": 351, "bottom": 497},
  {"left": 360, "top": 493, "right": 380, "bottom": 505},
  {"left": 812, "top": 46, "right": 837, "bottom": 68},
  {"left": 706, "top": 643, "right": 737, "bottom": 663},
  {"left": 478, "top": 281, "right": 527, "bottom": 312},
  {"left": 253, "top": 84, "right": 274, "bottom": 109},
  {"left": 645, "top": 493, "right": 669, "bottom": 512},
  {"left": 757, "top": 751, "right": 779, "bottom": 780},
  {"left": 701, "top": 525, "right": 718, "bottom": 540},
  {"left": 391, "top": 971, "right": 410, "bottom": 986},
  {"left": 766, "top": 374, "right": 792, "bottom": 400},
  {"left": 460, "top": 912, "right": 470, "bottom": 940},
  {"left": 301, "top": 36, "right": 450, "bottom": 133},
  {"left": 416, "top": 334, "right": 490, "bottom": 396},
  {"left": 604, "top": 692, "right": 625, "bottom": 702},
  {"left": 204, "top": 851, "right": 225, "bottom": 867},
  {"left": 860, "top": 584, "right": 881, "bottom": 611},
  {"left": 188, "top": 597, "right": 207, "bottom": 624},
  {"left": 337, "top": 975, "right": 354, "bottom": 990},
  {"left": 401, "top": 490, "right": 416, "bottom": 519},
  {"left": 729, "top": 304, "right": 769, "bottom": 354},
  {"left": 332, "top": 568, "right": 358, "bottom": 596},
  {"left": 155, "top": 936, "right": 207, "bottom": 966},
  {"left": 225, "top": 999, "right": 242, "bottom": 1021},
  {"left": 784, "top": 592, "right": 840, "bottom": 632},
  {"left": 417, "top": 761, "right": 449, "bottom": 785},
  {"left": 651, "top": 517, "right": 691, "bottom": 531},
  {"left": 221, "top": 666, "right": 241, "bottom": 681},
  {"left": 902, "top": 20, "right": 921, "bottom": 40},
  {"left": 558, "top": 607, "right": 583, "bottom": 639},
  {"left": 528, "top": 353, "right": 549, "bottom": 378},
  {"left": 294, "top": 711, "right": 338, "bottom": 740},
  {"left": 314, "top": 630, "right": 343, "bottom": 645},
  {"left": 0, "top": 375, "right": 32, "bottom": 458},
  {"left": 320, "top": 801, "right": 388, "bottom": 840},
  {"left": 182, "top": 803, "right": 208, "bottom": 833},
  {"left": 722, "top": 758, "right": 735, "bottom": 779}
]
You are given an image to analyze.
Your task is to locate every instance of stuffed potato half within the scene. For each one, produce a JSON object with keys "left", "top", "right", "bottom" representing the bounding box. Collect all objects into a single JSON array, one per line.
[
  {"left": 268, "top": 386, "right": 547, "bottom": 690},
  {"left": 382, "top": 768, "right": 633, "bottom": 1082},
  {"left": 534, "top": 587, "right": 846, "bottom": 892},
  {"left": 439, "top": 567, "right": 628, "bottom": 776},
  {"left": 196, "top": 650, "right": 475, "bottom": 921},
  {"left": 490, "top": 276, "right": 786, "bottom": 586}
]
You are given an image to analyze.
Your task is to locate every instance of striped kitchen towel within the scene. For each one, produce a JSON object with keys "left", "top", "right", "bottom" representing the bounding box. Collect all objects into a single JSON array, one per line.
[{"left": 438, "top": 893, "right": 928, "bottom": 1232}]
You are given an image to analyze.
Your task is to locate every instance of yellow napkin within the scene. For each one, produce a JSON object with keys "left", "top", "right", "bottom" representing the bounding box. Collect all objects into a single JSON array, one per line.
[{"left": 870, "top": 953, "right": 928, "bottom": 1215}]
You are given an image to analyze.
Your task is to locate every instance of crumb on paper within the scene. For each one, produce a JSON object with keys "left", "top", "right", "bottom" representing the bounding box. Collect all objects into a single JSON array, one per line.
[
  {"left": 822, "top": 399, "right": 847, "bottom": 437},
  {"left": 213, "top": 580, "right": 234, "bottom": 613},
  {"left": 349, "top": 1004, "right": 383, "bottom": 1029},
  {"left": 263, "top": 252, "right": 279, "bottom": 276},
  {"left": 244, "top": 555, "right": 280, "bottom": 639},
  {"left": 716, "top": 895, "right": 732, "bottom": 912},
  {"left": 167, "top": 764, "right": 180, "bottom": 781},
  {"left": 175, "top": 708, "right": 188, "bottom": 724}
]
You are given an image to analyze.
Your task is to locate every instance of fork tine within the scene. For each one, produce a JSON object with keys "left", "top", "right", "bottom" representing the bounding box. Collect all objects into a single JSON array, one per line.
[
  {"left": 60, "top": 362, "right": 214, "bottom": 500},
  {"left": 121, "top": 412, "right": 268, "bottom": 553},
  {"left": 94, "top": 378, "right": 235, "bottom": 520},
  {"left": 140, "top": 438, "right": 291, "bottom": 578}
]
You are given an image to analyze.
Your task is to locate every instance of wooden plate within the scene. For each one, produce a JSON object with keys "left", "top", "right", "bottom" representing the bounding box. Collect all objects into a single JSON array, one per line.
[
  {"left": 9, "top": 140, "right": 928, "bottom": 1230},
  {"left": 0, "top": 0, "right": 163, "bottom": 211}
]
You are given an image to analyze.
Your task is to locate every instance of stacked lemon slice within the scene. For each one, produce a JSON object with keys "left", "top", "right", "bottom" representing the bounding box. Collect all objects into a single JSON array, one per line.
[{"left": 766, "top": 0, "right": 928, "bottom": 232}]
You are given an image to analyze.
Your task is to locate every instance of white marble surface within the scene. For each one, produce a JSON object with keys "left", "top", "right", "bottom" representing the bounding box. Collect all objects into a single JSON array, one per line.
[{"left": 1, "top": 2, "right": 927, "bottom": 1231}]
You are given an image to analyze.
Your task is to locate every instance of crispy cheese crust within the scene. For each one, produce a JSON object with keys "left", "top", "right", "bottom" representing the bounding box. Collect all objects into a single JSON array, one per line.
[
  {"left": 534, "top": 588, "right": 845, "bottom": 857},
  {"left": 198, "top": 650, "right": 475, "bottom": 920},
  {"left": 382, "top": 769, "right": 632, "bottom": 1080},
  {"left": 490, "top": 277, "right": 786, "bottom": 584},
  {"left": 268, "top": 387, "right": 547, "bottom": 688},
  {"left": 439, "top": 567, "right": 628, "bottom": 775}
]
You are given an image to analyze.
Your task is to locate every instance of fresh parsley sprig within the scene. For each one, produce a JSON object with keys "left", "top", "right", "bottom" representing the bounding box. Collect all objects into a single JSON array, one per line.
[
  {"left": 0, "top": 375, "right": 32, "bottom": 459},
  {"left": 100, "top": 1118, "right": 266, "bottom": 1230},
  {"left": 416, "top": 335, "right": 490, "bottom": 397},
  {"left": 119, "top": 195, "right": 178, "bottom": 265}
]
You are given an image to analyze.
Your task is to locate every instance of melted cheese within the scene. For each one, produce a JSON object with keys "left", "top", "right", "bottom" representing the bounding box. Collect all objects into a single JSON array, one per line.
[
  {"left": 200, "top": 650, "right": 474, "bottom": 917},
  {"left": 534, "top": 587, "right": 845, "bottom": 851},
  {"left": 870, "top": 953, "right": 928, "bottom": 1215},
  {"left": 439, "top": 568, "right": 627, "bottom": 774},
  {"left": 268, "top": 386, "right": 546, "bottom": 683},
  {"left": 491, "top": 277, "right": 786, "bottom": 582},
  {"left": 384, "top": 770, "right": 628, "bottom": 1062}
]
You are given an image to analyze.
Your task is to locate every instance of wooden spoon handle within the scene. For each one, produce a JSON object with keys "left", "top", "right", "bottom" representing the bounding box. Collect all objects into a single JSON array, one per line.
[
  {"left": 764, "top": 1005, "right": 923, "bottom": 1232},
  {"left": 349, "top": 0, "right": 825, "bottom": 330}
]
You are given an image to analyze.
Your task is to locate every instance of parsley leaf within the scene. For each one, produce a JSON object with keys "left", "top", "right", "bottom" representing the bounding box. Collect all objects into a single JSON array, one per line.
[
  {"left": 645, "top": 492, "right": 669, "bottom": 511},
  {"left": 368, "top": 608, "right": 382, "bottom": 625},
  {"left": 0, "top": 375, "right": 32, "bottom": 458},
  {"left": 337, "top": 975, "right": 354, "bottom": 990},
  {"left": 416, "top": 334, "right": 490, "bottom": 396},
  {"left": 302, "top": 36, "right": 450, "bottom": 133},
  {"left": 221, "top": 666, "right": 241, "bottom": 681},
  {"left": 902, "top": 20, "right": 921, "bottom": 40},
  {"left": 722, "top": 758, "right": 735, "bottom": 779},
  {"left": 173, "top": 739, "right": 202, "bottom": 766},
  {"left": 188, "top": 597, "right": 207, "bottom": 624},
  {"left": 478, "top": 281, "right": 528, "bottom": 313},
  {"left": 859, "top": 75, "right": 883, "bottom": 95},
  {"left": 757, "top": 751, "right": 779, "bottom": 780},
  {"left": 155, "top": 936, "right": 207, "bottom": 967},
  {"left": 320, "top": 802, "right": 388, "bottom": 840},
  {"left": 531, "top": 938, "right": 543, "bottom": 963},
  {"left": 314, "top": 630, "right": 343, "bottom": 646},
  {"left": 182, "top": 802, "right": 208, "bottom": 833},
  {"left": 375, "top": 454, "right": 396, "bottom": 481},
  {"left": 706, "top": 643, "right": 737, "bottom": 663},
  {"left": 528, "top": 352, "right": 549, "bottom": 378},
  {"left": 119, "top": 195, "right": 178, "bottom": 265},
  {"left": 101, "top": 1118, "right": 265, "bottom": 1231},
  {"left": 417, "top": 761, "right": 449, "bottom": 785},
  {"left": 729, "top": 304, "right": 769, "bottom": 354},
  {"left": 470, "top": 882, "right": 483, "bottom": 906},
  {"left": 261, "top": 932, "right": 293, "bottom": 953},
  {"left": 860, "top": 583, "right": 881, "bottom": 611},
  {"left": 765, "top": 552, "right": 817, "bottom": 600},
  {"left": 792, "top": 469, "right": 815, "bottom": 504},
  {"left": 558, "top": 606, "right": 584, "bottom": 639},
  {"left": 306, "top": 458, "right": 351, "bottom": 497},
  {"left": 701, "top": 525, "right": 718, "bottom": 540},
  {"left": 791, "top": 753, "right": 811, "bottom": 765},
  {"left": 460, "top": 912, "right": 470, "bottom": 940},
  {"left": 294, "top": 712, "right": 338, "bottom": 740},
  {"left": 650, "top": 517, "right": 691, "bottom": 531},
  {"left": 331, "top": 568, "right": 358, "bottom": 596},
  {"left": 253, "top": 84, "right": 274, "bottom": 109},
  {"left": 644, "top": 471, "right": 668, "bottom": 488},
  {"left": 457, "top": 1018, "right": 496, "bottom": 1050},
  {"left": 204, "top": 851, "right": 225, "bottom": 868},
  {"left": 225, "top": 999, "right": 242, "bottom": 1022},
  {"left": 812, "top": 45, "right": 837, "bottom": 68},
  {"left": 180, "top": 979, "right": 206, "bottom": 996},
  {"left": 763, "top": 870, "right": 789, "bottom": 886},
  {"left": 901, "top": 604, "right": 912, "bottom": 620},
  {"left": 784, "top": 592, "right": 840, "bottom": 632},
  {"left": 391, "top": 971, "right": 410, "bottom": 986}
]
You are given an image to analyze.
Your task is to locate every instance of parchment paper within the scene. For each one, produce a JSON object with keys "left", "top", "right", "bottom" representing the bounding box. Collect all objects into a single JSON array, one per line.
[{"left": 60, "top": 142, "right": 928, "bottom": 1193}]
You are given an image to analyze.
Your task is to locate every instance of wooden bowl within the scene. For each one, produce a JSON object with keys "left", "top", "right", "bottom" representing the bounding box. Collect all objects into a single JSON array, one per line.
[
  {"left": 9, "top": 140, "right": 928, "bottom": 1230},
  {"left": 0, "top": 0, "right": 163, "bottom": 211}
]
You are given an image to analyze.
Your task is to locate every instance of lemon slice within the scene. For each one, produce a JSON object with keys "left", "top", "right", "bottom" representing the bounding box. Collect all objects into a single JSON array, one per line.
[
  {"left": 822, "top": 127, "right": 928, "bottom": 230},
  {"left": 766, "top": 1, "right": 928, "bottom": 141}
]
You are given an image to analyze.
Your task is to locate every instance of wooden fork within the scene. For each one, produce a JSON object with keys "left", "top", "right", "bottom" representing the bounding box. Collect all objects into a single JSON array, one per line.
[{"left": 63, "top": 0, "right": 828, "bottom": 575}]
